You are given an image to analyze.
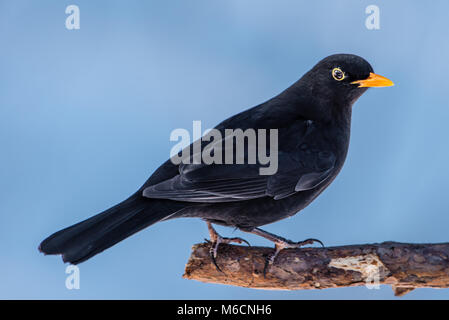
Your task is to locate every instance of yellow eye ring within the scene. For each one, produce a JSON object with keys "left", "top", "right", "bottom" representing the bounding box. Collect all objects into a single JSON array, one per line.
[{"left": 332, "top": 67, "right": 345, "bottom": 81}]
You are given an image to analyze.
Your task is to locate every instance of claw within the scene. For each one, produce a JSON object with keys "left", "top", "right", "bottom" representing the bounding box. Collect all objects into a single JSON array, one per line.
[
  {"left": 209, "top": 242, "right": 224, "bottom": 273},
  {"left": 263, "top": 257, "right": 270, "bottom": 278},
  {"left": 205, "top": 222, "right": 250, "bottom": 273},
  {"left": 263, "top": 250, "right": 279, "bottom": 278},
  {"left": 263, "top": 244, "right": 282, "bottom": 278},
  {"left": 302, "top": 238, "right": 325, "bottom": 248},
  {"left": 231, "top": 237, "right": 251, "bottom": 247}
]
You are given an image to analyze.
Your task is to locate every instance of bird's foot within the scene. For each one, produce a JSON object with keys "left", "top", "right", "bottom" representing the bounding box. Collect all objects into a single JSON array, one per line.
[
  {"left": 263, "top": 238, "right": 324, "bottom": 277},
  {"left": 206, "top": 222, "right": 250, "bottom": 273},
  {"left": 238, "top": 227, "right": 324, "bottom": 276}
]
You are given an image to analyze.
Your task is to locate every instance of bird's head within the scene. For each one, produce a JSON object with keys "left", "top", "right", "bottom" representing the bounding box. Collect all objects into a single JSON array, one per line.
[{"left": 299, "top": 54, "right": 394, "bottom": 112}]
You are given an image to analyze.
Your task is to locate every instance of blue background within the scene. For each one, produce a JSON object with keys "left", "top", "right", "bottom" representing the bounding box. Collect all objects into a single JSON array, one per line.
[{"left": 1, "top": 1, "right": 448, "bottom": 299}]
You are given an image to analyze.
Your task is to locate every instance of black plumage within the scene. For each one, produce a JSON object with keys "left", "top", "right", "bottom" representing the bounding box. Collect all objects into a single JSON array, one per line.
[{"left": 39, "top": 54, "right": 393, "bottom": 265}]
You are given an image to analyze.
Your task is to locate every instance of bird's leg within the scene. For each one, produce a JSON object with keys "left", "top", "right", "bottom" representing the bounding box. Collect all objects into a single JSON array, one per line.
[
  {"left": 206, "top": 222, "right": 250, "bottom": 273},
  {"left": 240, "top": 227, "right": 324, "bottom": 277}
]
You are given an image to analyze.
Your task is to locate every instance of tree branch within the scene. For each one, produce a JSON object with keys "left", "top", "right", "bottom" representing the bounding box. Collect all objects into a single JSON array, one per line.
[{"left": 183, "top": 241, "right": 449, "bottom": 296}]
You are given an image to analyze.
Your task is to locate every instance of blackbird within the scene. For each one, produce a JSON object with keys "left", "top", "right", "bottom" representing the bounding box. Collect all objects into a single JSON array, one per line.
[{"left": 39, "top": 54, "right": 393, "bottom": 271}]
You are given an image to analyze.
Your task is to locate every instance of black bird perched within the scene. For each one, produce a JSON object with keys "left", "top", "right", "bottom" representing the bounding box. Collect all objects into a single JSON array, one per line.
[{"left": 39, "top": 54, "right": 393, "bottom": 271}]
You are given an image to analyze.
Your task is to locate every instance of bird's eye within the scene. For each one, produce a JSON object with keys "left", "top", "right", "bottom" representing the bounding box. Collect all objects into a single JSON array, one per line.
[{"left": 332, "top": 68, "right": 345, "bottom": 81}]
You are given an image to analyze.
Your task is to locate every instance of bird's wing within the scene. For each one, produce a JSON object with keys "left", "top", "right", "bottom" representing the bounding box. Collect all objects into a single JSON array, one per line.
[{"left": 142, "top": 148, "right": 336, "bottom": 203}]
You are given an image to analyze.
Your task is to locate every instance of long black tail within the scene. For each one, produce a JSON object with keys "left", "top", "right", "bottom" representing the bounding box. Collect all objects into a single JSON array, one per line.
[{"left": 39, "top": 193, "right": 177, "bottom": 264}]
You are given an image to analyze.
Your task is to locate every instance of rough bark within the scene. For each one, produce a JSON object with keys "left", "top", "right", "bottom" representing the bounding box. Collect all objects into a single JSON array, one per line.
[{"left": 183, "top": 242, "right": 449, "bottom": 296}]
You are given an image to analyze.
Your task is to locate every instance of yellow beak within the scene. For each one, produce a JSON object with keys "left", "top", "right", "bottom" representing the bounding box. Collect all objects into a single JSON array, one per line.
[{"left": 351, "top": 72, "right": 394, "bottom": 88}]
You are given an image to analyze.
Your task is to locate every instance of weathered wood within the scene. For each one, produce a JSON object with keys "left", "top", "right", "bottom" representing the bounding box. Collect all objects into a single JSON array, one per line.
[{"left": 183, "top": 242, "right": 449, "bottom": 296}]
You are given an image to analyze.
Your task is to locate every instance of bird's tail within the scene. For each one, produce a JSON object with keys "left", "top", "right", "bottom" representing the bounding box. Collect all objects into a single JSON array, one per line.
[{"left": 39, "top": 192, "right": 176, "bottom": 264}]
